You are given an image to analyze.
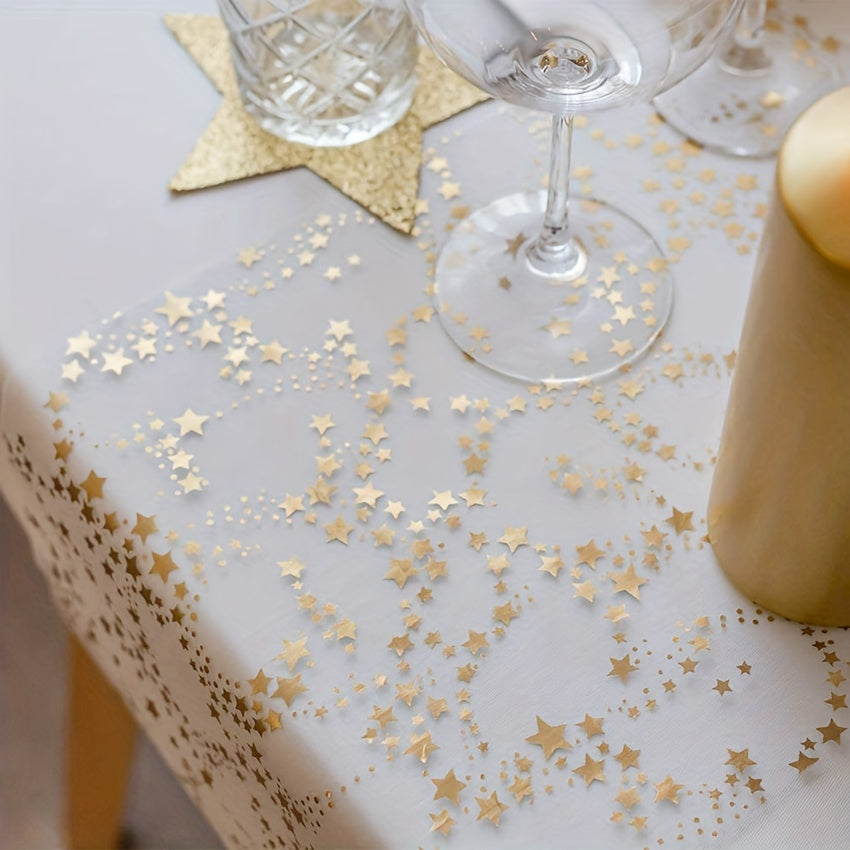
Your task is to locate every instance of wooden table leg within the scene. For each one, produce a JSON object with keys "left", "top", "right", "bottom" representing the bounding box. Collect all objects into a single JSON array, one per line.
[{"left": 66, "top": 635, "right": 137, "bottom": 850}]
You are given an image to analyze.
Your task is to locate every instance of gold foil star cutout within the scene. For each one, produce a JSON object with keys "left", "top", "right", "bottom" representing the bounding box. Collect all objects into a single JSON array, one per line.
[
  {"left": 653, "top": 775, "right": 683, "bottom": 804},
  {"left": 429, "top": 809, "right": 455, "bottom": 836},
  {"left": 525, "top": 716, "right": 571, "bottom": 760},
  {"left": 475, "top": 792, "right": 508, "bottom": 825},
  {"left": 572, "top": 754, "right": 606, "bottom": 786},
  {"left": 432, "top": 768, "right": 466, "bottom": 805},
  {"left": 164, "top": 15, "right": 488, "bottom": 233},
  {"left": 789, "top": 751, "right": 819, "bottom": 773}
]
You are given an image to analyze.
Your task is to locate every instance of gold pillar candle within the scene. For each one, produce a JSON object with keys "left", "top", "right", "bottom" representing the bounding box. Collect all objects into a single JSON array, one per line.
[{"left": 708, "top": 87, "right": 850, "bottom": 626}]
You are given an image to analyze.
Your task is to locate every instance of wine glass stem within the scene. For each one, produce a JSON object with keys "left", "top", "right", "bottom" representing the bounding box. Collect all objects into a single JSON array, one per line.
[
  {"left": 526, "top": 114, "right": 587, "bottom": 279},
  {"left": 720, "top": 0, "right": 770, "bottom": 74}
]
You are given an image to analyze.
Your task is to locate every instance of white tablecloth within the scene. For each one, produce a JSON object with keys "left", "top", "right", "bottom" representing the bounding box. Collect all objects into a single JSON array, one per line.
[{"left": 2, "top": 2, "right": 849, "bottom": 848}]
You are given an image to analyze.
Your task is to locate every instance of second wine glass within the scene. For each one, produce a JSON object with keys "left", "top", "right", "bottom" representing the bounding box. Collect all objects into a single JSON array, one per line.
[{"left": 405, "top": 0, "right": 740, "bottom": 384}]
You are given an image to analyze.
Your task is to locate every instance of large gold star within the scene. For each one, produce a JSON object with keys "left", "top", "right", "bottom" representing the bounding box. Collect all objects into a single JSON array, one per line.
[
  {"left": 432, "top": 768, "right": 467, "bottom": 804},
  {"left": 164, "top": 15, "right": 488, "bottom": 233},
  {"left": 525, "top": 716, "right": 570, "bottom": 760}
]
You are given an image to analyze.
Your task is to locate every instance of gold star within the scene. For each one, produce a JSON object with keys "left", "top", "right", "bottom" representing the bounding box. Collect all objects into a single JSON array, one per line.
[
  {"left": 432, "top": 768, "right": 466, "bottom": 804},
  {"left": 475, "top": 791, "right": 508, "bottom": 825},
  {"left": 155, "top": 290, "right": 194, "bottom": 326},
  {"left": 576, "top": 539, "right": 606, "bottom": 567},
  {"left": 174, "top": 408, "right": 209, "bottom": 436},
  {"left": 609, "top": 654, "right": 639, "bottom": 683},
  {"left": 324, "top": 516, "right": 352, "bottom": 544},
  {"left": 505, "top": 232, "right": 526, "bottom": 258},
  {"left": 66, "top": 330, "right": 97, "bottom": 359},
  {"left": 150, "top": 550, "right": 179, "bottom": 583},
  {"left": 493, "top": 602, "right": 518, "bottom": 625},
  {"left": 405, "top": 731, "right": 439, "bottom": 763},
  {"left": 544, "top": 317, "right": 572, "bottom": 338},
  {"left": 713, "top": 679, "right": 733, "bottom": 696},
  {"left": 429, "top": 809, "right": 455, "bottom": 836},
  {"left": 507, "top": 775, "right": 533, "bottom": 803},
  {"left": 572, "top": 754, "right": 606, "bottom": 786},
  {"left": 525, "top": 716, "right": 570, "bottom": 760},
  {"left": 826, "top": 692, "right": 848, "bottom": 711},
  {"left": 789, "top": 751, "right": 819, "bottom": 773},
  {"left": 539, "top": 554, "right": 565, "bottom": 577},
  {"left": 610, "top": 564, "right": 648, "bottom": 599},
  {"left": 278, "top": 557, "right": 304, "bottom": 578},
  {"left": 385, "top": 558, "right": 417, "bottom": 589},
  {"left": 274, "top": 636, "right": 310, "bottom": 671},
  {"left": 817, "top": 718, "right": 846, "bottom": 744},
  {"left": 615, "top": 787, "right": 641, "bottom": 809},
  {"left": 745, "top": 776, "right": 764, "bottom": 794},
  {"left": 614, "top": 745, "right": 640, "bottom": 770},
  {"left": 462, "top": 631, "right": 489, "bottom": 656},
  {"left": 132, "top": 513, "right": 158, "bottom": 541},
  {"left": 310, "top": 413, "right": 335, "bottom": 435},
  {"left": 499, "top": 526, "right": 528, "bottom": 553},
  {"left": 165, "top": 15, "right": 488, "bottom": 233},
  {"left": 273, "top": 674, "right": 308, "bottom": 706},
  {"left": 100, "top": 349, "right": 133, "bottom": 375},
  {"left": 653, "top": 775, "right": 683, "bottom": 804},
  {"left": 679, "top": 657, "right": 698, "bottom": 674},
  {"left": 577, "top": 714, "right": 605, "bottom": 738},
  {"left": 666, "top": 507, "right": 694, "bottom": 534},
  {"left": 725, "top": 748, "right": 756, "bottom": 773},
  {"left": 248, "top": 669, "right": 272, "bottom": 695},
  {"left": 80, "top": 470, "right": 107, "bottom": 501},
  {"left": 430, "top": 490, "right": 458, "bottom": 511},
  {"left": 353, "top": 482, "right": 384, "bottom": 508}
]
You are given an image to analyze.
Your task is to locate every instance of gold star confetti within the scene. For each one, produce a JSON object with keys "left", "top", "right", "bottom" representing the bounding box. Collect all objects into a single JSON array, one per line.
[
  {"left": 498, "top": 526, "right": 528, "bottom": 553},
  {"left": 666, "top": 507, "right": 694, "bottom": 534},
  {"left": 713, "top": 679, "right": 733, "bottom": 696},
  {"left": 653, "top": 775, "right": 683, "bottom": 804},
  {"left": 174, "top": 408, "right": 209, "bottom": 436},
  {"left": 576, "top": 539, "right": 606, "bottom": 568},
  {"left": 789, "top": 751, "right": 819, "bottom": 773},
  {"left": 726, "top": 749, "right": 756, "bottom": 773},
  {"left": 578, "top": 714, "right": 605, "bottom": 738},
  {"left": 429, "top": 809, "right": 455, "bottom": 836},
  {"left": 610, "top": 564, "right": 647, "bottom": 599},
  {"left": 150, "top": 550, "right": 179, "bottom": 583},
  {"left": 475, "top": 791, "right": 508, "bottom": 825},
  {"left": 404, "top": 731, "right": 439, "bottom": 763},
  {"left": 525, "top": 716, "right": 570, "bottom": 760},
  {"left": 572, "top": 754, "right": 606, "bottom": 786},
  {"left": 80, "top": 470, "right": 107, "bottom": 501},
  {"left": 324, "top": 516, "right": 353, "bottom": 544},
  {"left": 274, "top": 636, "right": 310, "bottom": 671},
  {"left": 614, "top": 745, "right": 640, "bottom": 771},
  {"left": 273, "top": 674, "right": 308, "bottom": 706},
  {"left": 817, "top": 718, "right": 846, "bottom": 744},
  {"left": 609, "top": 654, "right": 639, "bottom": 683},
  {"left": 432, "top": 768, "right": 466, "bottom": 804},
  {"left": 165, "top": 15, "right": 487, "bottom": 233}
]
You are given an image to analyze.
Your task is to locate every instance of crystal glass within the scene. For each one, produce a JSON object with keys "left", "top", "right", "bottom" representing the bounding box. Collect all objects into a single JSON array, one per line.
[
  {"left": 218, "top": 0, "right": 418, "bottom": 147},
  {"left": 654, "top": 0, "right": 840, "bottom": 158},
  {"left": 405, "top": 0, "right": 741, "bottom": 384}
]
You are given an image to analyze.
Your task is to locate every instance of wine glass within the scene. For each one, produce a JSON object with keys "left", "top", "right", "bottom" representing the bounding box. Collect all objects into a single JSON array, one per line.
[
  {"left": 654, "top": 0, "right": 840, "bottom": 158},
  {"left": 404, "top": 0, "right": 741, "bottom": 384}
]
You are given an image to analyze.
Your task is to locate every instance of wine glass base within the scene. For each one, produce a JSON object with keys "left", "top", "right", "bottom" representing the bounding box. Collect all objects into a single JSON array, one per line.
[
  {"left": 433, "top": 191, "right": 673, "bottom": 385},
  {"left": 653, "top": 29, "right": 838, "bottom": 158}
]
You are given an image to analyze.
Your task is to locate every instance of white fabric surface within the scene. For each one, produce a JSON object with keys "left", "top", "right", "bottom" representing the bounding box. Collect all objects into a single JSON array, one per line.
[{"left": 1, "top": 2, "right": 850, "bottom": 848}]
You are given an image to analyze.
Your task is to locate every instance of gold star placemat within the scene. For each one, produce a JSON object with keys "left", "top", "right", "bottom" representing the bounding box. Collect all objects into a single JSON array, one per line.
[{"left": 165, "top": 14, "right": 489, "bottom": 233}]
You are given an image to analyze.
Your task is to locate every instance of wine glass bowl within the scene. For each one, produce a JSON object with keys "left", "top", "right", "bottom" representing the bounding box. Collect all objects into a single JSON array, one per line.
[{"left": 405, "top": 0, "right": 741, "bottom": 384}]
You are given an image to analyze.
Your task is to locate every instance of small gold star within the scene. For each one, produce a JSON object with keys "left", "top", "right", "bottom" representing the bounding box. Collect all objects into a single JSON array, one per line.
[
  {"left": 576, "top": 539, "right": 605, "bottom": 568},
  {"left": 273, "top": 674, "right": 308, "bottom": 706},
  {"left": 609, "top": 654, "right": 639, "bottom": 683},
  {"left": 725, "top": 748, "right": 756, "bottom": 773},
  {"left": 578, "top": 714, "right": 605, "bottom": 738},
  {"left": 150, "top": 550, "right": 179, "bottom": 583},
  {"left": 429, "top": 809, "right": 455, "bottom": 836},
  {"left": 155, "top": 291, "right": 194, "bottom": 326},
  {"left": 713, "top": 679, "right": 733, "bottom": 696},
  {"left": 174, "top": 408, "right": 209, "bottom": 436},
  {"left": 817, "top": 718, "right": 846, "bottom": 744}
]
